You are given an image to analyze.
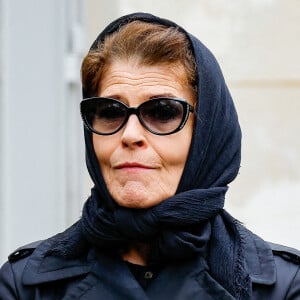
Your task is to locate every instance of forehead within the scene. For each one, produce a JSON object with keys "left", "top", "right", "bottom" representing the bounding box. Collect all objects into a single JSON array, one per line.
[{"left": 98, "top": 59, "right": 194, "bottom": 103}]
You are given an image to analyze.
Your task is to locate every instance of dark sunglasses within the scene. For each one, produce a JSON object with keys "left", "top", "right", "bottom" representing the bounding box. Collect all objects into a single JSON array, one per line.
[{"left": 80, "top": 97, "right": 194, "bottom": 136}]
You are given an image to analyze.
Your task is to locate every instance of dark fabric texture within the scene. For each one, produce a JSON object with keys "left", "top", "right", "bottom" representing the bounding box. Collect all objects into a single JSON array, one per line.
[
  {"left": 2, "top": 235, "right": 300, "bottom": 299},
  {"left": 48, "top": 12, "right": 251, "bottom": 299}
]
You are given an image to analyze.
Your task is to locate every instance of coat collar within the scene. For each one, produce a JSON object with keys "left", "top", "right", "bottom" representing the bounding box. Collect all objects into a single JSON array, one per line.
[
  {"left": 22, "top": 230, "right": 276, "bottom": 287},
  {"left": 24, "top": 245, "right": 236, "bottom": 299},
  {"left": 22, "top": 239, "right": 95, "bottom": 285},
  {"left": 243, "top": 229, "right": 276, "bottom": 285}
]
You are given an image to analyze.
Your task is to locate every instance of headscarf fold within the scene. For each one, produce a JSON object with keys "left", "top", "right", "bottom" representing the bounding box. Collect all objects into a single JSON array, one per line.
[{"left": 48, "top": 13, "right": 251, "bottom": 299}]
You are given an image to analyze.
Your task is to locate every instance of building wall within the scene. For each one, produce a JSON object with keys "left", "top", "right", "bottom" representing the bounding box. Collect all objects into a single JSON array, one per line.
[{"left": 0, "top": 0, "right": 88, "bottom": 264}]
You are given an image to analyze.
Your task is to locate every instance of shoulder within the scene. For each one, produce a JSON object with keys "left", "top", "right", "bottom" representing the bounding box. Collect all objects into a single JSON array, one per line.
[
  {"left": 269, "top": 242, "right": 300, "bottom": 265},
  {"left": 1, "top": 234, "right": 93, "bottom": 279},
  {"left": 1, "top": 240, "right": 44, "bottom": 279},
  {"left": 268, "top": 241, "right": 300, "bottom": 285},
  {"left": 1, "top": 240, "right": 43, "bottom": 278},
  {"left": 0, "top": 234, "right": 94, "bottom": 298},
  {"left": 241, "top": 228, "right": 300, "bottom": 299},
  {"left": 0, "top": 240, "right": 43, "bottom": 298},
  {"left": 267, "top": 242, "right": 300, "bottom": 299},
  {"left": 7, "top": 240, "right": 43, "bottom": 263},
  {"left": 242, "top": 227, "right": 300, "bottom": 274},
  {"left": 269, "top": 242, "right": 300, "bottom": 297},
  {"left": 250, "top": 237, "right": 300, "bottom": 299}
]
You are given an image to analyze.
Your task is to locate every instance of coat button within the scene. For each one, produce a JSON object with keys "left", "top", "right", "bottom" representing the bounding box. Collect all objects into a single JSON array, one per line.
[{"left": 144, "top": 271, "right": 154, "bottom": 279}]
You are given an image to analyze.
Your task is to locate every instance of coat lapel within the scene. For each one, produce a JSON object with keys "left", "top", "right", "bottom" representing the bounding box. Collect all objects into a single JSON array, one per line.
[
  {"left": 22, "top": 239, "right": 94, "bottom": 285},
  {"left": 73, "top": 252, "right": 148, "bottom": 300},
  {"left": 243, "top": 230, "right": 276, "bottom": 285},
  {"left": 147, "top": 256, "right": 235, "bottom": 299}
]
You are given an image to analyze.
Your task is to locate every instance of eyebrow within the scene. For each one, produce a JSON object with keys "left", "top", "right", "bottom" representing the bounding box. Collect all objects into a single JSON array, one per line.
[
  {"left": 148, "top": 93, "right": 177, "bottom": 99},
  {"left": 101, "top": 94, "right": 122, "bottom": 100},
  {"left": 103, "top": 93, "right": 178, "bottom": 100}
]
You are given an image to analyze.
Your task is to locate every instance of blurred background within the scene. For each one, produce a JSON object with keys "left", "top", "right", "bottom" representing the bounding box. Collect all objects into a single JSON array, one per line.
[{"left": 0, "top": 0, "right": 299, "bottom": 264}]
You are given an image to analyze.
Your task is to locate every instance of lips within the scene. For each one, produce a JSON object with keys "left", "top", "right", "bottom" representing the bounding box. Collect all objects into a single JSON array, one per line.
[{"left": 115, "top": 162, "right": 154, "bottom": 169}]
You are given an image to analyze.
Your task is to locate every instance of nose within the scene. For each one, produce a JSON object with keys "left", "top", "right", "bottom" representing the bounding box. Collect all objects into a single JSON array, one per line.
[{"left": 121, "top": 115, "right": 147, "bottom": 148}]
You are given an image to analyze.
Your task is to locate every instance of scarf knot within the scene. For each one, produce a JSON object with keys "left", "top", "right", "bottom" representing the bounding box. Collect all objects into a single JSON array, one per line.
[{"left": 114, "top": 208, "right": 159, "bottom": 239}]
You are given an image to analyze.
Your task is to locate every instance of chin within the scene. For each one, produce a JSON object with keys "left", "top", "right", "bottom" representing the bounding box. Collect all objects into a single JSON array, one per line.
[{"left": 115, "top": 195, "right": 163, "bottom": 209}]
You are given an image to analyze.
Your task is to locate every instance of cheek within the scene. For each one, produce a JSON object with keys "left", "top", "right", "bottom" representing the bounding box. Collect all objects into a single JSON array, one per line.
[
  {"left": 92, "top": 134, "right": 117, "bottom": 168},
  {"left": 154, "top": 133, "right": 192, "bottom": 170},
  {"left": 166, "top": 119, "right": 193, "bottom": 162}
]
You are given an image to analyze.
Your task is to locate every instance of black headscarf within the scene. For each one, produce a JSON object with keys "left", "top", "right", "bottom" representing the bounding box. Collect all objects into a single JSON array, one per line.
[{"left": 49, "top": 13, "right": 251, "bottom": 299}]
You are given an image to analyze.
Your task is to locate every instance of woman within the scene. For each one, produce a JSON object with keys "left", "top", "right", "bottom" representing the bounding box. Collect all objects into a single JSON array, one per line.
[{"left": 0, "top": 12, "right": 299, "bottom": 299}]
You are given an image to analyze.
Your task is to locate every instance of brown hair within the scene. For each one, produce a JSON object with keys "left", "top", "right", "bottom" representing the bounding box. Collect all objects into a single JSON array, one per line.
[{"left": 81, "top": 21, "right": 197, "bottom": 98}]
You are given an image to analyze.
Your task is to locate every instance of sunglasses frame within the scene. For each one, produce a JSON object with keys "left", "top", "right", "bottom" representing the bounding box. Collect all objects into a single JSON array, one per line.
[{"left": 80, "top": 97, "right": 194, "bottom": 136}]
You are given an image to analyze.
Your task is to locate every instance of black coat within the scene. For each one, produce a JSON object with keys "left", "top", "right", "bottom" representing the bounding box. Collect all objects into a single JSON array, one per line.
[{"left": 0, "top": 230, "right": 299, "bottom": 299}]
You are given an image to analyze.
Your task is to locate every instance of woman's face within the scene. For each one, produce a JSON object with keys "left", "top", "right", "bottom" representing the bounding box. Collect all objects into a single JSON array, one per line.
[{"left": 93, "top": 59, "right": 195, "bottom": 208}]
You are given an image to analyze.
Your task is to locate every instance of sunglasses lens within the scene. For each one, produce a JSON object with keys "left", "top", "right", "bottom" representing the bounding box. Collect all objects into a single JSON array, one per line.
[
  {"left": 81, "top": 97, "right": 191, "bottom": 135},
  {"left": 83, "top": 98, "right": 127, "bottom": 134},
  {"left": 140, "top": 99, "right": 185, "bottom": 134}
]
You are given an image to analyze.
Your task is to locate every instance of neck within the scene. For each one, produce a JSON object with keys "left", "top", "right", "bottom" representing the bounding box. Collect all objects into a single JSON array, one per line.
[{"left": 122, "top": 242, "right": 150, "bottom": 266}]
